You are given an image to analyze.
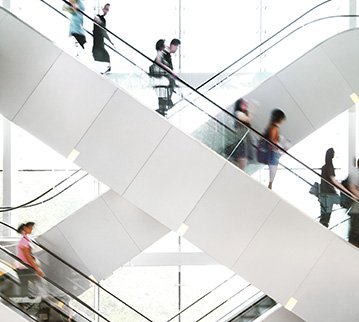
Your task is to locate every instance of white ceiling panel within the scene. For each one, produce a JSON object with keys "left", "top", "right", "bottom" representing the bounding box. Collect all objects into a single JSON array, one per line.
[
  {"left": 102, "top": 190, "right": 169, "bottom": 250},
  {"left": 14, "top": 52, "right": 117, "bottom": 156},
  {"left": 292, "top": 238, "right": 359, "bottom": 322},
  {"left": 75, "top": 89, "right": 171, "bottom": 195},
  {"left": 277, "top": 46, "right": 353, "bottom": 130},
  {"left": 124, "top": 127, "right": 226, "bottom": 230},
  {"left": 321, "top": 28, "right": 359, "bottom": 94},
  {"left": 233, "top": 200, "right": 335, "bottom": 304},
  {"left": 0, "top": 12, "right": 61, "bottom": 120},
  {"left": 185, "top": 163, "right": 281, "bottom": 267}
]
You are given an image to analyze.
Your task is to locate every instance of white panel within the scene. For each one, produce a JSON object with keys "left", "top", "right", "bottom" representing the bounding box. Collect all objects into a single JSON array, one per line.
[
  {"left": 261, "top": 306, "right": 305, "bottom": 322},
  {"left": 0, "top": 8, "right": 7, "bottom": 22},
  {"left": 75, "top": 90, "right": 171, "bottom": 195},
  {"left": 185, "top": 163, "right": 280, "bottom": 267},
  {"left": 124, "top": 127, "right": 226, "bottom": 230},
  {"left": 292, "top": 238, "right": 359, "bottom": 322},
  {"left": 36, "top": 226, "right": 90, "bottom": 275},
  {"left": 102, "top": 190, "right": 169, "bottom": 250},
  {"left": 57, "top": 196, "right": 140, "bottom": 280},
  {"left": 14, "top": 52, "right": 117, "bottom": 156},
  {"left": 233, "top": 200, "right": 335, "bottom": 304},
  {"left": 245, "top": 76, "right": 315, "bottom": 143},
  {"left": 0, "top": 13, "right": 61, "bottom": 120},
  {"left": 0, "top": 302, "right": 28, "bottom": 322},
  {"left": 322, "top": 29, "right": 359, "bottom": 93},
  {"left": 277, "top": 47, "right": 353, "bottom": 129}
]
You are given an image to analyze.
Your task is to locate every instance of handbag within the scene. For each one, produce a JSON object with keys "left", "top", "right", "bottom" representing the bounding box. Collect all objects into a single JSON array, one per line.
[{"left": 257, "top": 138, "right": 270, "bottom": 164}]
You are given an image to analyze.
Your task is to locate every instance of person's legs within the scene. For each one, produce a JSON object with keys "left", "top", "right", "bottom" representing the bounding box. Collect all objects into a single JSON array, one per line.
[
  {"left": 319, "top": 194, "right": 334, "bottom": 227},
  {"left": 348, "top": 203, "right": 359, "bottom": 246},
  {"left": 268, "top": 164, "right": 278, "bottom": 189}
]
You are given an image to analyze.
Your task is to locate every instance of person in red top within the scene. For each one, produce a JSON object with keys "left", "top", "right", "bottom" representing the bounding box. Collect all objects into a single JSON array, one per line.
[{"left": 16, "top": 222, "right": 43, "bottom": 299}]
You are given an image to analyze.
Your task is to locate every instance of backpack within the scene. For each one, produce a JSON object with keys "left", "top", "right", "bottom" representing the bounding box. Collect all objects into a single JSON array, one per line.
[
  {"left": 340, "top": 177, "right": 353, "bottom": 209},
  {"left": 309, "top": 182, "right": 320, "bottom": 198}
]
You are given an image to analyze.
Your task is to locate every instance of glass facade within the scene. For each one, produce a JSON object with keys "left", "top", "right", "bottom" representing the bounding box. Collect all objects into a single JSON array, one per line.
[{"left": 0, "top": 0, "right": 358, "bottom": 320}]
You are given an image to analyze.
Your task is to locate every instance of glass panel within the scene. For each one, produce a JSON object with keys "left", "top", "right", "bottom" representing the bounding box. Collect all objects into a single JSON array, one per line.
[
  {"left": 0, "top": 223, "right": 152, "bottom": 321},
  {"left": 0, "top": 246, "right": 99, "bottom": 322},
  {"left": 192, "top": 0, "right": 357, "bottom": 107}
]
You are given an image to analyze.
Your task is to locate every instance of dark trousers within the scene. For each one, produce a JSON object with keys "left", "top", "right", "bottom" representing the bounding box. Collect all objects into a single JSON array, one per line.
[
  {"left": 349, "top": 202, "right": 359, "bottom": 247},
  {"left": 319, "top": 193, "right": 340, "bottom": 227}
]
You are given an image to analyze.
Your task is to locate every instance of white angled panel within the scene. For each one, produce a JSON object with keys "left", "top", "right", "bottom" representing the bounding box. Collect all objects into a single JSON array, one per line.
[
  {"left": 0, "top": 12, "right": 61, "bottom": 120},
  {"left": 102, "top": 190, "right": 169, "bottom": 250},
  {"left": 245, "top": 76, "right": 315, "bottom": 144},
  {"left": 0, "top": 302, "right": 29, "bottom": 322},
  {"left": 277, "top": 47, "right": 353, "bottom": 130},
  {"left": 233, "top": 200, "right": 335, "bottom": 304},
  {"left": 292, "top": 238, "right": 359, "bottom": 322},
  {"left": 124, "top": 127, "right": 226, "bottom": 230},
  {"left": 0, "top": 8, "right": 7, "bottom": 22},
  {"left": 57, "top": 196, "right": 140, "bottom": 280},
  {"left": 321, "top": 29, "right": 359, "bottom": 94},
  {"left": 262, "top": 306, "right": 305, "bottom": 322},
  {"left": 185, "top": 163, "right": 280, "bottom": 267},
  {"left": 14, "top": 52, "right": 117, "bottom": 156},
  {"left": 37, "top": 226, "right": 90, "bottom": 275},
  {"left": 75, "top": 89, "right": 171, "bottom": 195}
]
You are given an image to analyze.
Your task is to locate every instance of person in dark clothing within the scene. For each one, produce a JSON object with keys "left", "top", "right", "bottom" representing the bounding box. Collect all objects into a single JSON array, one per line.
[
  {"left": 347, "top": 159, "right": 359, "bottom": 246},
  {"left": 155, "top": 38, "right": 181, "bottom": 107},
  {"left": 319, "top": 148, "right": 353, "bottom": 227},
  {"left": 231, "top": 98, "right": 256, "bottom": 170},
  {"left": 92, "top": 3, "right": 113, "bottom": 74}
]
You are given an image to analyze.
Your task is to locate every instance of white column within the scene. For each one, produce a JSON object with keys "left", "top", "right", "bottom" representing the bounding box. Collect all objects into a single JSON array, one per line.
[
  {"left": 349, "top": 0, "right": 357, "bottom": 169},
  {"left": 2, "top": 118, "right": 12, "bottom": 233}
]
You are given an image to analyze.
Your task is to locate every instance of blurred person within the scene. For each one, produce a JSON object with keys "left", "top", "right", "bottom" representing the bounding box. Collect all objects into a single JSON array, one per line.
[
  {"left": 69, "top": 0, "right": 86, "bottom": 50},
  {"left": 155, "top": 38, "right": 181, "bottom": 108},
  {"left": 16, "top": 222, "right": 44, "bottom": 300},
  {"left": 232, "top": 98, "right": 256, "bottom": 170},
  {"left": 92, "top": 3, "right": 113, "bottom": 74},
  {"left": 265, "top": 109, "right": 286, "bottom": 189},
  {"left": 348, "top": 158, "right": 359, "bottom": 246},
  {"left": 319, "top": 148, "right": 354, "bottom": 227}
]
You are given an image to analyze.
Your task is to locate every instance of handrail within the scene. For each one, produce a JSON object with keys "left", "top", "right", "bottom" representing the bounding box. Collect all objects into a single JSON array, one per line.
[
  {"left": 0, "top": 245, "right": 111, "bottom": 322},
  {"left": 0, "top": 221, "right": 154, "bottom": 322},
  {"left": 198, "top": 14, "right": 359, "bottom": 96},
  {"left": 0, "top": 169, "right": 84, "bottom": 212},
  {"left": 194, "top": 0, "right": 333, "bottom": 91},
  {"left": 166, "top": 273, "right": 238, "bottom": 321}
]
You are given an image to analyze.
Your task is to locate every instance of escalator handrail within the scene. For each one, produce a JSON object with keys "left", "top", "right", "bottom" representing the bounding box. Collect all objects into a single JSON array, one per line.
[
  {"left": 0, "top": 221, "right": 154, "bottom": 322},
  {"left": 194, "top": 0, "right": 333, "bottom": 91},
  {"left": 198, "top": 14, "right": 359, "bottom": 96},
  {"left": 0, "top": 245, "right": 111, "bottom": 322}
]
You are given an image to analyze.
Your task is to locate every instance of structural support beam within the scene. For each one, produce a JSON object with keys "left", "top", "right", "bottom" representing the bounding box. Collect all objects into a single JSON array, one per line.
[
  {"left": 2, "top": 117, "right": 12, "bottom": 233},
  {"left": 349, "top": 0, "right": 357, "bottom": 169}
]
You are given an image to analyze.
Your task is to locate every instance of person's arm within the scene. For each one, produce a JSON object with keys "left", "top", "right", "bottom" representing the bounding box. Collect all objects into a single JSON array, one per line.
[
  {"left": 329, "top": 175, "right": 357, "bottom": 199},
  {"left": 236, "top": 111, "right": 251, "bottom": 124},
  {"left": 22, "top": 247, "right": 44, "bottom": 277},
  {"left": 349, "top": 182, "right": 359, "bottom": 199}
]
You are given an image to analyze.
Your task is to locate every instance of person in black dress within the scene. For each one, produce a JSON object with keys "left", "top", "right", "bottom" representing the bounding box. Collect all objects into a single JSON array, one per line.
[{"left": 92, "top": 3, "right": 113, "bottom": 74}]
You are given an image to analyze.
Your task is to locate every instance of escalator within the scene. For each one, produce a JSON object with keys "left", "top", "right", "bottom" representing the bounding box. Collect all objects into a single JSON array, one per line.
[
  {"left": 1, "top": 2, "right": 359, "bottom": 322},
  {"left": 0, "top": 245, "right": 111, "bottom": 322}
]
